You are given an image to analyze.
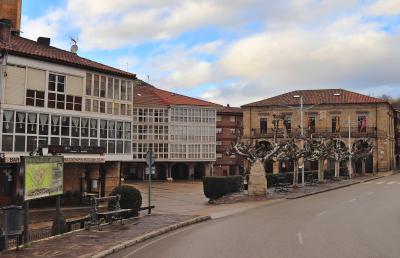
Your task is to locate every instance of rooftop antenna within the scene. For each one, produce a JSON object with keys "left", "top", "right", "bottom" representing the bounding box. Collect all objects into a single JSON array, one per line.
[{"left": 69, "top": 36, "right": 78, "bottom": 54}]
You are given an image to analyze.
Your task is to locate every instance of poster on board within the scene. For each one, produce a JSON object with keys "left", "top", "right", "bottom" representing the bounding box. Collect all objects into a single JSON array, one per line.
[{"left": 23, "top": 156, "right": 64, "bottom": 201}]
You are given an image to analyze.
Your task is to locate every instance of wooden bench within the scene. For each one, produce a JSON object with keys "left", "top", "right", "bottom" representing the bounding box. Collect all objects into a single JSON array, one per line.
[{"left": 86, "top": 195, "right": 132, "bottom": 230}]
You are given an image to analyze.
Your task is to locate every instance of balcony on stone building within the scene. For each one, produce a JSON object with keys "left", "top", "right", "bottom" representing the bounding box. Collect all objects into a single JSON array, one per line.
[{"left": 251, "top": 126, "right": 378, "bottom": 139}]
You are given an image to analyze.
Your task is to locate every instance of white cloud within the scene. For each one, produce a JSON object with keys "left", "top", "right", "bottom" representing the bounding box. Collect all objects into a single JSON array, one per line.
[{"left": 365, "top": 0, "right": 400, "bottom": 16}]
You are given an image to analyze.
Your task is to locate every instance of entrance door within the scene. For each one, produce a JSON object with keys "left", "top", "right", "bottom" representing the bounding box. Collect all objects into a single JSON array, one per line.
[{"left": 0, "top": 168, "right": 15, "bottom": 206}]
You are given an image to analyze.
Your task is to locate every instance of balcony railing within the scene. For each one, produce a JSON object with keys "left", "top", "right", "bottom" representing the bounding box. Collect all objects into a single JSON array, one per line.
[{"left": 251, "top": 126, "right": 378, "bottom": 139}]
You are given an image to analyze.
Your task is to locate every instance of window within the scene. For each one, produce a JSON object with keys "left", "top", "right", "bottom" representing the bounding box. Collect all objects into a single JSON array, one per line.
[
  {"left": 107, "top": 102, "right": 113, "bottom": 114},
  {"left": 100, "top": 101, "right": 106, "bottom": 113},
  {"left": 90, "top": 119, "right": 98, "bottom": 138},
  {"left": 114, "top": 79, "right": 119, "bottom": 99},
  {"left": 230, "top": 128, "right": 236, "bottom": 134},
  {"left": 27, "top": 113, "right": 37, "bottom": 134},
  {"left": 358, "top": 115, "right": 367, "bottom": 133},
  {"left": 39, "top": 114, "right": 49, "bottom": 135},
  {"left": 217, "top": 115, "right": 222, "bottom": 122},
  {"left": 284, "top": 115, "right": 291, "bottom": 133},
  {"left": 61, "top": 116, "right": 70, "bottom": 136},
  {"left": 16, "top": 112, "right": 25, "bottom": 134},
  {"left": 121, "top": 104, "right": 126, "bottom": 116},
  {"left": 71, "top": 117, "right": 80, "bottom": 137},
  {"left": 81, "top": 118, "right": 89, "bottom": 137},
  {"left": 51, "top": 115, "right": 60, "bottom": 135},
  {"left": 2, "top": 111, "right": 14, "bottom": 134},
  {"left": 308, "top": 116, "right": 316, "bottom": 133},
  {"left": 114, "top": 103, "right": 119, "bottom": 115},
  {"left": 260, "top": 118, "right": 268, "bottom": 134},
  {"left": 216, "top": 153, "right": 223, "bottom": 159},
  {"left": 127, "top": 81, "right": 132, "bottom": 101},
  {"left": 229, "top": 116, "right": 235, "bottom": 122},
  {"left": 100, "top": 76, "right": 106, "bottom": 98},
  {"left": 121, "top": 80, "right": 126, "bottom": 101},
  {"left": 85, "top": 99, "right": 91, "bottom": 112},
  {"left": 48, "top": 74, "right": 65, "bottom": 109},
  {"left": 216, "top": 128, "right": 223, "bottom": 134},
  {"left": 93, "top": 100, "right": 99, "bottom": 113},
  {"left": 86, "top": 73, "right": 92, "bottom": 95},
  {"left": 93, "top": 74, "right": 99, "bottom": 97},
  {"left": 26, "top": 89, "right": 45, "bottom": 107},
  {"left": 216, "top": 141, "right": 222, "bottom": 146},
  {"left": 332, "top": 116, "right": 340, "bottom": 133},
  {"left": 107, "top": 77, "right": 113, "bottom": 98}
]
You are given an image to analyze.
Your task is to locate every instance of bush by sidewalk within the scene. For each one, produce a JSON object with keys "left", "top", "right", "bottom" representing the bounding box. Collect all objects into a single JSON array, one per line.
[
  {"left": 109, "top": 185, "right": 142, "bottom": 217},
  {"left": 203, "top": 176, "right": 243, "bottom": 201}
]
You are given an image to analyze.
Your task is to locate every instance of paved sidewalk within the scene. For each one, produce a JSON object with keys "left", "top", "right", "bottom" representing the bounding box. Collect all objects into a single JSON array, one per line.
[{"left": 1, "top": 214, "right": 206, "bottom": 258}]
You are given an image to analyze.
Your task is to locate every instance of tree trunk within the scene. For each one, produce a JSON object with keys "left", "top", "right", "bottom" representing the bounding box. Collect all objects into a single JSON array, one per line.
[
  {"left": 318, "top": 158, "right": 324, "bottom": 182},
  {"left": 334, "top": 160, "right": 340, "bottom": 178},
  {"left": 361, "top": 159, "right": 366, "bottom": 175},
  {"left": 293, "top": 161, "right": 298, "bottom": 186}
]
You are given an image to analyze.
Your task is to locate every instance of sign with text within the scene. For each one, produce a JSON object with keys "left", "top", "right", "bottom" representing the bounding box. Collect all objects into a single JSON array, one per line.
[{"left": 23, "top": 156, "right": 64, "bottom": 201}]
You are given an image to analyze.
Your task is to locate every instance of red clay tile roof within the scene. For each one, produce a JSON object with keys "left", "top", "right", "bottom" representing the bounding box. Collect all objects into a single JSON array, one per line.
[
  {"left": 242, "top": 89, "right": 387, "bottom": 107},
  {"left": 0, "top": 35, "right": 135, "bottom": 79},
  {"left": 217, "top": 106, "right": 243, "bottom": 115},
  {"left": 133, "top": 80, "right": 221, "bottom": 107}
]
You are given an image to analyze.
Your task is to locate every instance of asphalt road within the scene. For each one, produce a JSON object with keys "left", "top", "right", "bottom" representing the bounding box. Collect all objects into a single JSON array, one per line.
[{"left": 109, "top": 174, "right": 400, "bottom": 258}]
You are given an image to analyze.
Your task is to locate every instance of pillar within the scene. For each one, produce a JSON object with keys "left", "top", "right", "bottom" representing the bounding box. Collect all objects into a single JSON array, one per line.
[
  {"left": 104, "top": 161, "right": 121, "bottom": 196},
  {"left": 318, "top": 158, "right": 324, "bottom": 182},
  {"left": 189, "top": 163, "right": 195, "bottom": 180},
  {"left": 334, "top": 160, "right": 340, "bottom": 178},
  {"left": 293, "top": 161, "right": 298, "bottom": 186},
  {"left": 361, "top": 159, "right": 366, "bottom": 175},
  {"left": 167, "top": 163, "right": 172, "bottom": 179},
  {"left": 205, "top": 162, "right": 212, "bottom": 177}
]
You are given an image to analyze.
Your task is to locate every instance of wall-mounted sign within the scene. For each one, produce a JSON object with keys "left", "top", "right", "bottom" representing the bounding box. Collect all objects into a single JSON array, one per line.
[
  {"left": 48, "top": 145, "right": 106, "bottom": 155},
  {"left": 23, "top": 156, "right": 64, "bottom": 201}
]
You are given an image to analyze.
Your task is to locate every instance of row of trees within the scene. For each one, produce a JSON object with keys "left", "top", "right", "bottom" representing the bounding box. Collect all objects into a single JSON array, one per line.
[{"left": 229, "top": 114, "right": 374, "bottom": 186}]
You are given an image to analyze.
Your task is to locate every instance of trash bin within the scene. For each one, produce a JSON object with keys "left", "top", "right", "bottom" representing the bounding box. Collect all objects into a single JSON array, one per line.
[{"left": 1, "top": 205, "right": 23, "bottom": 251}]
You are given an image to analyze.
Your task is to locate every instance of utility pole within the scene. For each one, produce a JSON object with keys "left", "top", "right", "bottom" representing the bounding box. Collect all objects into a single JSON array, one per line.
[
  {"left": 300, "top": 96, "right": 305, "bottom": 187},
  {"left": 347, "top": 115, "right": 353, "bottom": 178}
]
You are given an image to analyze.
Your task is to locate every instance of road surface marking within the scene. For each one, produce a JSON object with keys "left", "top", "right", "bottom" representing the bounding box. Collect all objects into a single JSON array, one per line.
[
  {"left": 387, "top": 181, "right": 396, "bottom": 185},
  {"left": 298, "top": 233, "right": 303, "bottom": 245},
  {"left": 346, "top": 198, "right": 357, "bottom": 203},
  {"left": 120, "top": 224, "right": 200, "bottom": 258},
  {"left": 316, "top": 211, "right": 327, "bottom": 217},
  {"left": 375, "top": 181, "right": 385, "bottom": 185}
]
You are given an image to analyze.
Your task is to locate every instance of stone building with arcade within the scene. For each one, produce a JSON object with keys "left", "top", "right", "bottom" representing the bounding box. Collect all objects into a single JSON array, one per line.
[
  {"left": 122, "top": 80, "right": 219, "bottom": 181},
  {"left": 241, "top": 89, "right": 396, "bottom": 175},
  {"left": 0, "top": 14, "right": 135, "bottom": 205}
]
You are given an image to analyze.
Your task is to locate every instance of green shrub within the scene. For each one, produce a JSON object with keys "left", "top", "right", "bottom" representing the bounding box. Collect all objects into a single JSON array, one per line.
[
  {"left": 109, "top": 185, "right": 142, "bottom": 217},
  {"left": 203, "top": 176, "right": 243, "bottom": 201},
  {"left": 226, "top": 176, "right": 243, "bottom": 193}
]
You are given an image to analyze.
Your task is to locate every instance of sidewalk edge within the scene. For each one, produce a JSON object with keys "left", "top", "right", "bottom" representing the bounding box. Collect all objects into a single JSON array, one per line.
[{"left": 90, "top": 215, "right": 211, "bottom": 258}]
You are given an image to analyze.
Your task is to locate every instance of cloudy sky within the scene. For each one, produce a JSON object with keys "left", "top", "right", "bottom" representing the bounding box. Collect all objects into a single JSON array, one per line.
[{"left": 21, "top": 0, "right": 400, "bottom": 106}]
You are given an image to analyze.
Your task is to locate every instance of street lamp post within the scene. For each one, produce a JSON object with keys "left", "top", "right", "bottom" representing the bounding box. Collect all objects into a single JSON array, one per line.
[{"left": 293, "top": 95, "right": 305, "bottom": 187}]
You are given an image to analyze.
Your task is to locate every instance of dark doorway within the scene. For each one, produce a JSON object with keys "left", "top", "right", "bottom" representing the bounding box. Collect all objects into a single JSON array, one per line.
[
  {"left": 171, "top": 163, "right": 189, "bottom": 179},
  {"left": 156, "top": 164, "right": 167, "bottom": 180},
  {"left": 194, "top": 163, "right": 205, "bottom": 179},
  {"left": 279, "top": 161, "right": 294, "bottom": 173},
  {"left": 264, "top": 160, "right": 274, "bottom": 174}
]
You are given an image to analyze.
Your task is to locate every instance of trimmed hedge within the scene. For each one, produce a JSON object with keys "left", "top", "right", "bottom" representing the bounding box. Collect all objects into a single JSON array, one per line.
[
  {"left": 203, "top": 176, "right": 243, "bottom": 200},
  {"left": 109, "top": 185, "right": 142, "bottom": 217}
]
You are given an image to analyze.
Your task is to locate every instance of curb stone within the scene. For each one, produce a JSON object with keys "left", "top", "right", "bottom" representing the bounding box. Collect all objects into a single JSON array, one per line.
[
  {"left": 90, "top": 215, "right": 211, "bottom": 258},
  {"left": 287, "top": 173, "right": 395, "bottom": 199}
]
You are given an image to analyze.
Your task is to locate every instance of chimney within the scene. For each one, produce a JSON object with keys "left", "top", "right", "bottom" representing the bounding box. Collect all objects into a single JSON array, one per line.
[
  {"left": 227, "top": 104, "right": 230, "bottom": 107},
  {"left": 0, "top": 0, "right": 22, "bottom": 34},
  {"left": 37, "top": 37, "right": 51, "bottom": 46},
  {"left": 0, "top": 18, "right": 11, "bottom": 44}
]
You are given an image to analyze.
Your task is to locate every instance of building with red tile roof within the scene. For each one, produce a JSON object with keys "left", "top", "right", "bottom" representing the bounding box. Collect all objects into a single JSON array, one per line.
[
  {"left": 241, "top": 88, "right": 397, "bottom": 175},
  {"left": 124, "top": 80, "right": 219, "bottom": 181}
]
